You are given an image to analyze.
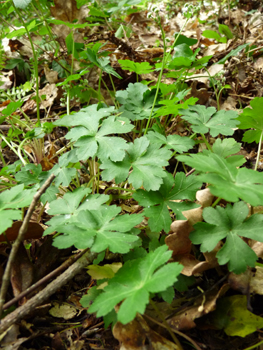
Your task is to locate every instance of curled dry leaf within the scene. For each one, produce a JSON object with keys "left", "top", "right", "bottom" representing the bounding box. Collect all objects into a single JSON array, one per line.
[
  {"left": 191, "top": 242, "right": 222, "bottom": 275},
  {"left": 166, "top": 220, "right": 193, "bottom": 256},
  {"left": 182, "top": 207, "right": 203, "bottom": 226},
  {"left": 0, "top": 221, "right": 44, "bottom": 242},
  {"left": 167, "top": 284, "right": 229, "bottom": 331},
  {"left": 167, "top": 219, "right": 221, "bottom": 276},
  {"left": 176, "top": 254, "right": 202, "bottom": 277},
  {"left": 196, "top": 188, "right": 214, "bottom": 207}
]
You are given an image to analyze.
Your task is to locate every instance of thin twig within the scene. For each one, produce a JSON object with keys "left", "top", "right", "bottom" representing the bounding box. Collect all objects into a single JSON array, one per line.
[
  {"left": 185, "top": 168, "right": 196, "bottom": 177},
  {"left": 3, "top": 249, "right": 87, "bottom": 311},
  {"left": 0, "top": 249, "right": 97, "bottom": 333},
  {"left": 0, "top": 174, "right": 55, "bottom": 317},
  {"left": 143, "top": 313, "right": 202, "bottom": 350}
]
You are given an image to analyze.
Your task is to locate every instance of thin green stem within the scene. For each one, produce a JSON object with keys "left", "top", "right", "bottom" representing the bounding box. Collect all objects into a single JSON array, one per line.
[
  {"left": 242, "top": 340, "right": 263, "bottom": 350},
  {"left": 149, "top": 299, "right": 184, "bottom": 350},
  {"left": 254, "top": 130, "right": 263, "bottom": 171},
  {"left": 204, "top": 67, "right": 220, "bottom": 110},
  {"left": 0, "top": 134, "right": 27, "bottom": 166},
  {"left": 200, "top": 133, "right": 213, "bottom": 151},
  {"left": 0, "top": 150, "right": 7, "bottom": 167},
  {"left": 13, "top": 4, "right": 41, "bottom": 126},
  {"left": 105, "top": 186, "right": 135, "bottom": 195},
  {"left": 98, "top": 69, "right": 103, "bottom": 103},
  {"left": 212, "top": 197, "right": 221, "bottom": 207},
  {"left": 144, "top": 17, "right": 189, "bottom": 135}
]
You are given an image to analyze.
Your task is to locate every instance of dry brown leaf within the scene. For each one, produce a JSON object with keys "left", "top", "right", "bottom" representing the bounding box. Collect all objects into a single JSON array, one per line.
[
  {"left": 196, "top": 188, "right": 214, "bottom": 207},
  {"left": 229, "top": 267, "right": 263, "bottom": 296},
  {"left": 182, "top": 207, "right": 203, "bottom": 226},
  {"left": 166, "top": 220, "right": 193, "bottom": 256},
  {"left": 113, "top": 314, "right": 178, "bottom": 350},
  {"left": 191, "top": 242, "right": 222, "bottom": 275},
  {"left": 50, "top": 0, "right": 81, "bottom": 23},
  {"left": 0, "top": 221, "right": 44, "bottom": 242},
  {"left": 167, "top": 284, "right": 229, "bottom": 331},
  {"left": 44, "top": 66, "right": 59, "bottom": 84},
  {"left": 250, "top": 240, "right": 263, "bottom": 258},
  {"left": 189, "top": 80, "right": 211, "bottom": 105},
  {"left": 221, "top": 96, "right": 238, "bottom": 110},
  {"left": 10, "top": 243, "right": 35, "bottom": 303}
]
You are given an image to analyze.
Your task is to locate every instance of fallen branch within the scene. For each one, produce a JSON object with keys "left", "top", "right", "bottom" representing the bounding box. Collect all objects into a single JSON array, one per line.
[
  {"left": 0, "top": 249, "right": 97, "bottom": 333},
  {"left": 3, "top": 249, "right": 88, "bottom": 311},
  {"left": 0, "top": 174, "right": 55, "bottom": 317}
]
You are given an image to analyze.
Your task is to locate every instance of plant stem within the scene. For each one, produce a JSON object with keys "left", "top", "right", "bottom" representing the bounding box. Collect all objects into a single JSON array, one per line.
[
  {"left": 105, "top": 186, "right": 135, "bottom": 194},
  {"left": 242, "top": 340, "right": 263, "bottom": 350},
  {"left": 13, "top": 4, "right": 41, "bottom": 126},
  {"left": 149, "top": 299, "right": 184, "bottom": 350},
  {"left": 0, "top": 134, "right": 27, "bottom": 166},
  {"left": 212, "top": 197, "right": 221, "bottom": 207},
  {"left": 254, "top": 130, "right": 263, "bottom": 171},
  {"left": 144, "top": 16, "right": 189, "bottom": 135},
  {"left": 200, "top": 133, "right": 213, "bottom": 151}
]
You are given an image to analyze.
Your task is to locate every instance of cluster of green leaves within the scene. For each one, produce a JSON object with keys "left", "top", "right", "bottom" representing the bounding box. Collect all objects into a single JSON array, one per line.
[
  {"left": 20, "top": 93, "right": 263, "bottom": 324},
  {"left": 2, "top": 0, "right": 263, "bottom": 331}
]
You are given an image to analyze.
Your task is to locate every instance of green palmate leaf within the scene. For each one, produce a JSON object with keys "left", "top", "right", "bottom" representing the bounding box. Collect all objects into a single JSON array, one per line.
[
  {"left": 237, "top": 97, "right": 263, "bottom": 143},
  {"left": 146, "top": 131, "right": 195, "bottom": 153},
  {"left": 155, "top": 95, "right": 198, "bottom": 118},
  {"left": 0, "top": 184, "right": 34, "bottom": 235},
  {"left": 134, "top": 172, "right": 201, "bottom": 232},
  {"left": 190, "top": 202, "right": 263, "bottom": 273},
  {"left": 50, "top": 164, "right": 76, "bottom": 187},
  {"left": 45, "top": 187, "right": 109, "bottom": 235},
  {"left": 54, "top": 105, "right": 133, "bottom": 161},
  {"left": 52, "top": 206, "right": 143, "bottom": 254},
  {"left": 101, "top": 136, "right": 172, "bottom": 191},
  {"left": 179, "top": 105, "right": 239, "bottom": 137},
  {"left": 15, "top": 164, "right": 42, "bottom": 185},
  {"left": 118, "top": 60, "right": 155, "bottom": 74},
  {"left": 88, "top": 245, "right": 183, "bottom": 324},
  {"left": 116, "top": 83, "right": 159, "bottom": 121},
  {"left": 212, "top": 138, "right": 241, "bottom": 158},
  {"left": 177, "top": 151, "right": 263, "bottom": 206},
  {"left": 15, "top": 164, "right": 58, "bottom": 203},
  {"left": 212, "top": 138, "right": 245, "bottom": 167}
]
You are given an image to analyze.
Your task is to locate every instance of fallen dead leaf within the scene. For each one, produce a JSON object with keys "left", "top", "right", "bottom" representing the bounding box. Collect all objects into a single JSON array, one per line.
[
  {"left": 196, "top": 188, "right": 214, "bottom": 207},
  {"left": 182, "top": 207, "right": 203, "bottom": 226},
  {"left": 167, "top": 284, "right": 229, "bottom": 331},
  {"left": 10, "top": 243, "right": 34, "bottom": 303},
  {"left": 49, "top": 301, "right": 81, "bottom": 320},
  {"left": 229, "top": 266, "right": 263, "bottom": 296},
  {"left": 0, "top": 221, "right": 44, "bottom": 242},
  {"left": 113, "top": 313, "right": 178, "bottom": 350},
  {"left": 166, "top": 220, "right": 193, "bottom": 256}
]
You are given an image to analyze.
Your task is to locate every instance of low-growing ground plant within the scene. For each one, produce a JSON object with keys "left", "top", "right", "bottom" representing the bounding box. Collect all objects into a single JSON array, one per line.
[{"left": 1, "top": 0, "right": 263, "bottom": 346}]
